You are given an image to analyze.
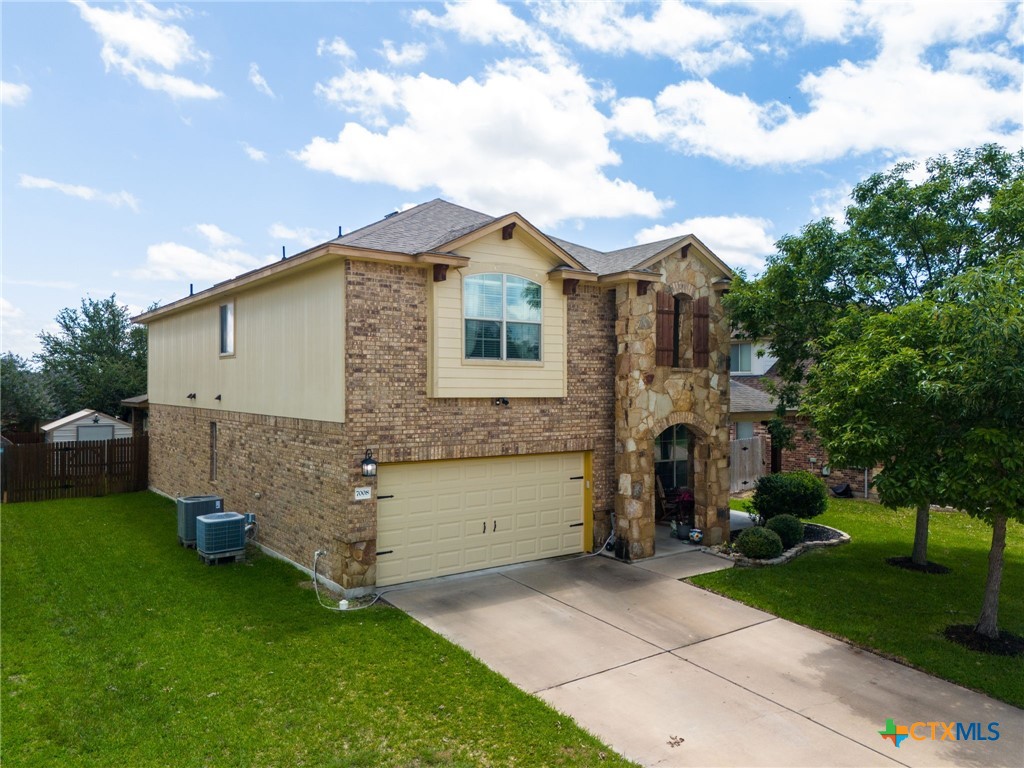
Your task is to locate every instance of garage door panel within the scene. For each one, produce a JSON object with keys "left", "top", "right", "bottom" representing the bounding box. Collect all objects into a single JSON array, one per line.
[
  {"left": 435, "top": 521, "right": 461, "bottom": 542},
  {"left": 376, "top": 452, "right": 587, "bottom": 587},
  {"left": 490, "top": 487, "right": 514, "bottom": 506}
]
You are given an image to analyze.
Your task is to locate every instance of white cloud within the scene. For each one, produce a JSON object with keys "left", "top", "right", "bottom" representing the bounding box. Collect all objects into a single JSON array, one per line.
[
  {"left": 71, "top": 0, "right": 221, "bottom": 100},
  {"left": 130, "top": 242, "right": 269, "bottom": 283},
  {"left": 240, "top": 142, "right": 267, "bottom": 162},
  {"left": 317, "top": 36, "right": 356, "bottom": 59},
  {"left": 248, "top": 62, "right": 274, "bottom": 97},
  {"left": 315, "top": 69, "right": 400, "bottom": 126},
  {"left": 1, "top": 81, "right": 31, "bottom": 107},
  {"left": 810, "top": 182, "right": 854, "bottom": 225},
  {"left": 381, "top": 40, "right": 428, "bottom": 67},
  {"left": 1, "top": 297, "right": 24, "bottom": 319},
  {"left": 533, "top": 0, "right": 752, "bottom": 75},
  {"left": 300, "top": 58, "right": 668, "bottom": 227},
  {"left": 635, "top": 215, "right": 776, "bottom": 275},
  {"left": 611, "top": 3, "right": 1022, "bottom": 168},
  {"left": 3, "top": 278, "right": 77, "bottom": 290},
  {"left": 413, "top": 0, "right": 564, "bottom": 66},
  {"left": 19, "top": 174, "right": 139, "bottom": 211},
  {"left": 269, "top": 223, "right": 330, "bottom": 249},
  {"left": 194, "top": 223, "right": 241, "bottom": 248}
]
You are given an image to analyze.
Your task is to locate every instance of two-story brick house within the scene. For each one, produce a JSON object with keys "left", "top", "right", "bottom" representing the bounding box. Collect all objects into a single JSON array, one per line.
[{"left": 136, "top": 199, "right": 734, "bottom": 593}]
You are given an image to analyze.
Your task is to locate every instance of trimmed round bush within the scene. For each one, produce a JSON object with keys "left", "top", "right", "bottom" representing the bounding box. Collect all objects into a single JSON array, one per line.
[
  {"left": 735, "top": 526, "right": 784, "bottom": 560},
  {"left": 751, "top": 471, "right": 828, "bottom": 521},
  {"left": 766, "top": 514, "right": 805, "bottom": 550}
]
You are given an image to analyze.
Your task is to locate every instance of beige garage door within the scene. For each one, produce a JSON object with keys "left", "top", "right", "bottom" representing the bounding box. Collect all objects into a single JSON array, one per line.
[{"left": 376, "top": 453, "right": 586, "bottom": 587}]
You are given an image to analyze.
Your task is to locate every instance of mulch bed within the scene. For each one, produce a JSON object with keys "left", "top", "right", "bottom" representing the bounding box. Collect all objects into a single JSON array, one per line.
[
  {"left": 803, "top": 523, "right": 844, "bottom": 543},
  {"left": 943, "top": 624, "right": 1024, "bottom": 657},
  {"left": 885, "top": 555, "right": 951, "bottom": 575}
]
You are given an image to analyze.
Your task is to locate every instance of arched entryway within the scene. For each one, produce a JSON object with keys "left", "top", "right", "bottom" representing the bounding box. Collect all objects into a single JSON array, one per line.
[
  {"left": 647, "top": 410, "right": 727, "bottom": 548},
  {"left": 654, "top": 423, "right": 696, "bottom": 529}
]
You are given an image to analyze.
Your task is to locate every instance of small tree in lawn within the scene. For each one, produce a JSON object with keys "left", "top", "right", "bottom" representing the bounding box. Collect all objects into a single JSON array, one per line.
[
  {"left": 808, "top": 255, "right": 1023, "bottom": 644},
  {"left": 930, "top": 256, "right": 1024, "bottom": 641},
  {"left": 803, "top": 304, "right": 948, "bottom": 568},
  {"left": 727, "top": 144, "right": 1024, "bottom": 568}
]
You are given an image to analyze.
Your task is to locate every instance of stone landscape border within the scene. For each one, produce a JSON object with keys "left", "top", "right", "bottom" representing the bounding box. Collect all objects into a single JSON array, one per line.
[{"left": 705, "top": 524, "right": 850, "bottom": 567}]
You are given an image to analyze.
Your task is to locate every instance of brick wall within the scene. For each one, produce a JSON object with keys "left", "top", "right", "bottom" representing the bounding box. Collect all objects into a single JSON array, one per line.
[
  {"left": 148, "top": 405, "right": 348, "bottom": 572},
  {"left": 781, "top": 417, "right": 877, "bottom": 498},
  {"left": 341, "top": 260, "right": 617, "bottom": 581},
  {"left": 150, "top": 259, "right": 618, "bottom": 590}
]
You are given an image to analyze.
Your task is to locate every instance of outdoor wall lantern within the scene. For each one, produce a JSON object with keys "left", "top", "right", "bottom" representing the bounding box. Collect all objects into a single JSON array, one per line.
[{"left": 361, "top": 449, "right": 378, "bottom": 477}]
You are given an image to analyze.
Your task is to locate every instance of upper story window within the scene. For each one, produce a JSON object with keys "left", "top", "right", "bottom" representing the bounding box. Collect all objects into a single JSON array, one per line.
[
  {"left": 656, "top": 291, "right": 707, "bottom": 368},
  {"left": 730, "top": 342, "right": 752, "bottom": 373},
  {"left": 464, "top": 274, "right": 541, "bottom": 361},
  {"left": 219, "top": 302, "right": 235, "bottom": 356}
]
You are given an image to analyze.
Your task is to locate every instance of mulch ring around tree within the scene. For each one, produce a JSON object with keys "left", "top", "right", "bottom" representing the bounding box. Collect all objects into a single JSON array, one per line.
[
  {"left": 943, "top": 625, "right": 1024, "bottom": 657},
  {"left": 885, "top": 556, "right": 951, "bottom": 575}
]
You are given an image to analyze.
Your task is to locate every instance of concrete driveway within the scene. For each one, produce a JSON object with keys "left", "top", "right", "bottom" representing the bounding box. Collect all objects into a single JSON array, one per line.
[{"left": 384, "top": 551, "right": 1024, "bottom": 768}]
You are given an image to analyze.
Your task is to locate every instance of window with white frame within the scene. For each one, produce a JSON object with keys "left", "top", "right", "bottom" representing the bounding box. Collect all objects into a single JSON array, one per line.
[
  {"left": 730, "top": 342, "right": 752, "bottom": 373},
  {"left": 464, "top": 274, "right": 541, "bottom": 361},
  {"left": 219, "top": 302, "right": 234, "bottom": 356}
]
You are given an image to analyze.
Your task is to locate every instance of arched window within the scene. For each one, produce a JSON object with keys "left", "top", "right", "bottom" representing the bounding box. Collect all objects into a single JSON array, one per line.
[{"left": 464, "top": 274, "right": 542, "bottom": 361}]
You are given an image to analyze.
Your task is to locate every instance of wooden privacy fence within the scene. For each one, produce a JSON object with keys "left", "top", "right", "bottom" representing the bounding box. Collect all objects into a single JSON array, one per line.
[
  {"left": 1, "top": 435, "right": 148, "bottom": 503},
  {"left": 730, "top": 436, "right": 767, "bottom": 494}
]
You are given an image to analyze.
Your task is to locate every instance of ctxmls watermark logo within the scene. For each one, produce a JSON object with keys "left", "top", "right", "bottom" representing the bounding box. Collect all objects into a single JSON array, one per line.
[{"left": 879, "top": 718, "right": 1000, "bottom": 747}]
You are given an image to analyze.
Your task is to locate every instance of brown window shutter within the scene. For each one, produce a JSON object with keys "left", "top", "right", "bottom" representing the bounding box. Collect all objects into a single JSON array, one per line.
[
  {"left": 694, "top": 296, "right": 710, "bottom": 367},
  {"left": 655, "top": 291, "right": 675, "bottom": 367}
]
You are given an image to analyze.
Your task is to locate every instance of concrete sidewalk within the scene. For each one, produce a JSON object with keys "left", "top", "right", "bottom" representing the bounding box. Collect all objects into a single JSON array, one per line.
[{"left": 384, "top": 552, "right": 1024, "bottom": 767}]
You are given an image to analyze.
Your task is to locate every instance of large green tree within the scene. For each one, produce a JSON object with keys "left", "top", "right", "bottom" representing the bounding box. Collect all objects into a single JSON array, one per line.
[
  {"left": 727, "top": 144, "right": 1024, "bottom": 566},
  {"left": 35, "top": 295, "right": 148, "bottom": 420},
  {"left": 1, "top": 353, "right": 56, "bottom": 432},
  {"left": 806, "top": 255, "right": 1023, "bottom": 639}
]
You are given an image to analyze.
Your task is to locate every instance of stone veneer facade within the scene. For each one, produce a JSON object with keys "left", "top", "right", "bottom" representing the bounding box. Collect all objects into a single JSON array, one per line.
[
  {"left": 613, "top": 255, "right": 732, "bottom": 553},
  {"left": 149, "top": 252, "right": 732, "bottom": 590}
]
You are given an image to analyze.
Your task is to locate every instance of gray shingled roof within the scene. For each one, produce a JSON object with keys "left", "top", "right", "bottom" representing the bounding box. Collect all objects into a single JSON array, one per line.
[
  {"left": 332, "top": 199, "right": 495, "bottom": 254},
  {"left": 330, "top": 199, "right": 695, "bottom": 275},
  {"left": 730, "top": 378, "right": 779, "bottom": 414},
  {"left": 549, "top": 235, "right": 683, "bottom": 274}
]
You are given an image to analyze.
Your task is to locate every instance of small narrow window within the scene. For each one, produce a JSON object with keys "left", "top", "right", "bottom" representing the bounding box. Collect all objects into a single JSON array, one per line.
[
  {"left": 736, "top": 421, "right": 755, "bottom": 440},
  {"left": 209, "top": 422, "right": 218, "bottom": 481},
  {"left": 219, "top": 302, "right": 234, "bottom": 356}
]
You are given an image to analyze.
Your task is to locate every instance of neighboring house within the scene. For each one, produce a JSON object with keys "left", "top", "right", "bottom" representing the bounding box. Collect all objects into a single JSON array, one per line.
[
  {"left": 728, "top": 379, "right": 779, "bottom": 493},
  {"left": 135, "top": 199, "right": 736, "bottom": 592},
  {"left": 41, "top": 410, "right": 133, "bottom": 443},
  {"left": 728, "top": 341, "right": 877, "bottom": 498}
]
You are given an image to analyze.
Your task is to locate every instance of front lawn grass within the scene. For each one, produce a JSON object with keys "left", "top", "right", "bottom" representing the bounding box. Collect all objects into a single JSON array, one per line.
[
  {"left": 1, "top": 492, "right": 632, "bottom": 767},
  {"left": 692, "top": 499, "right": 1024, "bottom": 707}
]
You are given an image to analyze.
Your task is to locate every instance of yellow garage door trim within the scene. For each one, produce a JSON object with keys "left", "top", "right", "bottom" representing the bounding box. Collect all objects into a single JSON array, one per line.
[{"left": 376, "top": 452, "right": 586, "bottom": 587}]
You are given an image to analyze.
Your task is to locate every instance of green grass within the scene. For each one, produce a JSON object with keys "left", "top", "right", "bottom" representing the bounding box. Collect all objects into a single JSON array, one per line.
[
  {"left": 692, "top": 499, "right": 1024, "bottom": 707},
  {"left": 1, "top": 493, "right": 633, "bottom": 767}
]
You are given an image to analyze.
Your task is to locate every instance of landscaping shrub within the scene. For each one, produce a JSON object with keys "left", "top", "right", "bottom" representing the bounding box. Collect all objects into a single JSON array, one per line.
[
  {"left": 766, "top": 514, "right": 805, "bottom": 550},
  {"left": 751, "top": 471, "right": 828, "bottom": 521},
  {"left": 735, "top": 526, "right": 784, "bottom": 560}
]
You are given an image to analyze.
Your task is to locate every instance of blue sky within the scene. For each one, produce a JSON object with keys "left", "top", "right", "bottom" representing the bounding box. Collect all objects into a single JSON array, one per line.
[{"left": 3, "top": 0, "right": 1021, "bottom": 358}]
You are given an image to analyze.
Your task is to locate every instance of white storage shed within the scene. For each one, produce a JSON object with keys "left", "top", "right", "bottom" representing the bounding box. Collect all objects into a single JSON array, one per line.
[{"left": 41, "top": 410, "right": 133, "bottom": 443}]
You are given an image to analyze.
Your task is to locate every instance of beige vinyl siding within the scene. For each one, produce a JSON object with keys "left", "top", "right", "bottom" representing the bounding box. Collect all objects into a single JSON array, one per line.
[
  {"left": 148, "top": 262, "right": 345, "bottom": 422},
  {"left": 431, "top": 230, "right": 567, "bottom": 398}
]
